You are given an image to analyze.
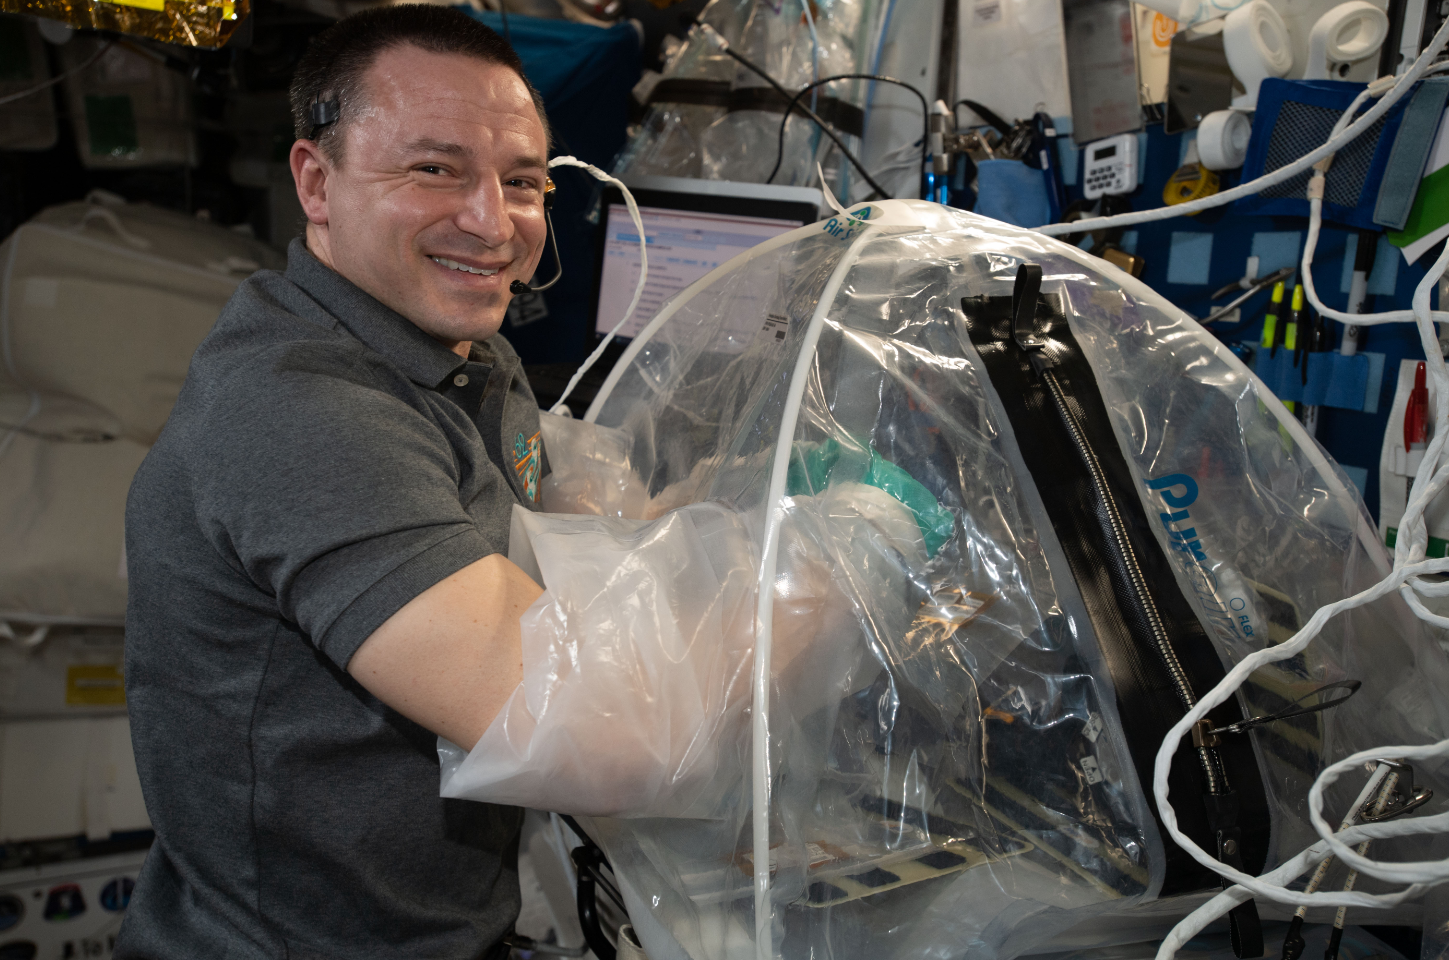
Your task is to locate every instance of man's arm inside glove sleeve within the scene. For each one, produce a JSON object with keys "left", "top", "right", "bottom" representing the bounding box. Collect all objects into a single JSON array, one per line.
[{"left": 348, "top": 554, "right": 544, "bottom": 750}]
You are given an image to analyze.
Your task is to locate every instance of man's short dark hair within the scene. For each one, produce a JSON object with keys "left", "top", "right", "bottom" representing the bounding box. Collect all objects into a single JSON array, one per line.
[{"left": 289, "top": 5, "right": 551, "bottom": 163}]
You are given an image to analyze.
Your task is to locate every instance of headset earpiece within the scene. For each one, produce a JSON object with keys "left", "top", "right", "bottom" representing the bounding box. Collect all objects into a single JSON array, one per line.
[
  {"left": 511, "top": 179, "right": 563, "bottom": 296},
  {"left": 308, "top": 100, "right": 339, "bottom": 141}
]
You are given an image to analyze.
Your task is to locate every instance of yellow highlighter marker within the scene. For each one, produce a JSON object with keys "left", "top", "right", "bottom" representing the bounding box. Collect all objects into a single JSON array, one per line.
[
  {"left": 1284, "top": 284, "right": 1304, "bottom": 354},
  {"left": 1263, "top": 280, "right": 1285, "bottom": 356}
]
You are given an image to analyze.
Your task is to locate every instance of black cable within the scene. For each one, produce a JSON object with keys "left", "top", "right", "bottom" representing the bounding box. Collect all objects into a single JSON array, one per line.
[
  {"left": 590, "top": 866, "right": 626, "bottom": 911},
  {"left": 953, "top": 98, "right": 1012, "bottom": 136},
  {"left": 524, "top": 207, "right": 562, "bottom": 292},
  {"left": 556, "top": 814, "right": 623, "bottom": 909},
  {"left": 702, "top": 29, "right": 893, "bottom": 200},
  {"left": 571, "top": 844, "right": 616, "bottom": 960},
  {"left": 765, "top": 73, "right": 928, "bottom": 197},
  {"left": 509, "top": 192, "right": 562, "bottom": 295},
  {"left": 558, "top": 814, "right": 594, "bottom": 847},
  {"left": 497, "top": 0, "right": 511, "bottom": 46}
]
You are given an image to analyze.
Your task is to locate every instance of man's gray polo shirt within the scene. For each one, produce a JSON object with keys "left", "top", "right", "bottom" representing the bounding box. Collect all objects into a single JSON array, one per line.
[{"left": 118, "top": 239, "right": 546, "bottom": 960}]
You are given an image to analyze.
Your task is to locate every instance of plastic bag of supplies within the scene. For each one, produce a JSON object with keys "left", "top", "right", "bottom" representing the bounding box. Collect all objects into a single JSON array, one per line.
[{"left": 443, "top": 200, "right": 1449, "bottom": 960}]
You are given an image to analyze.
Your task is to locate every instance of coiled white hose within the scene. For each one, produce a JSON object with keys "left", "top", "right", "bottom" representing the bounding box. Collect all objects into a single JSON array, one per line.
[{"left": 1143, "top": 20, "right": 1449, "bottom": 955}]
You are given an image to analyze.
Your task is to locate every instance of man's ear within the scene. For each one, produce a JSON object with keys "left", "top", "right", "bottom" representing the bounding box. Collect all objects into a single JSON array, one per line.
[{"left": 290, "top": 138, "right": 331, "bottom": 226}]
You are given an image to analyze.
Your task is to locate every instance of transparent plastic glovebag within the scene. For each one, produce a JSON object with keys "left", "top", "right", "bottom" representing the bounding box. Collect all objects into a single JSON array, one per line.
[{"left": 441, "top": 201, "right": 1449, "bottom": 960}]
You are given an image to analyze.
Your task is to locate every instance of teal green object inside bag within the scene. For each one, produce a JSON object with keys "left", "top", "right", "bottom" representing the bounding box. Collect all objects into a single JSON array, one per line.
[{"left": 787, "top": 439, "right": 955, "bottom": 557}]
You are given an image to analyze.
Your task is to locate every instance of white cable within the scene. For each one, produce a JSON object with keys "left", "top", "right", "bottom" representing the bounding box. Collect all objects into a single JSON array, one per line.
[
  {"left": 1071, "top": 20, "right": 1449, "bottom": 949},
  {"left": 544, "top": 157, "right": 647, "bottom": 416},
  {"left": 1300, "top": 87, "right": 1449, "bottom": 326},
  {"left": 797, "top": 0, "right": 831, "bottom": 196},
  {"left": 1036, "top": 14, "right": 1449, "bottom": 237},
  {"left": 1150, "top": 557, "right": 1449, "bottom": 887},
  {"left": 1150, "top": 237, "right": 1449, "bottom": 954},
  {"left": 0, "top": 40, "right": 113, "bottom": 107},
  {"left": 1309, "top": 745, "right": 1449, "bottom": 883},
  {"left": 1390, "top": 243, "right": 1449, "bottom": 631},
  {"left": 799, "top": 0, "right": 821, "bottom": 95},
  {"left": 1157, "top": 764, "right": 1408, "bottom": 959},
  {"left": 868, "top": 137, "right": 927, "bottom": 180},
  {"left": 1158, "top": 761, "right": 1449, "bottom": 956}
]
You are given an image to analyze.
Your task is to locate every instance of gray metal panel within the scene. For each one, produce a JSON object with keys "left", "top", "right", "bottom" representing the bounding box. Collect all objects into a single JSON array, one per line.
[{"left": 1063, "top": 0, "right": 1144, "bottom": 144}]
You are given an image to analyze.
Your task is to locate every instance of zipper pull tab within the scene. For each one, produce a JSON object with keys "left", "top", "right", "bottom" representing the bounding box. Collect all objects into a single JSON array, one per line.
[
  {"left": 1204, "top": 791, "right": 1264, "bottom": 959},
  {"left": 1012, "top": 262, "right": 1045, "bottom": 351},
  {"left": 1011, "top": 262, "right": 1056, "bottom": 379}
]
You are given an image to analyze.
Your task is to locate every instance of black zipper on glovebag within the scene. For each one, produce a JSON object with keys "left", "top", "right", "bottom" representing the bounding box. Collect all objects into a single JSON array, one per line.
[
  {"left": 960, "top": 266, "right": 1268, "bottom": 958},
  {"left": 1039, "top": 357, "right": 1230, "bottom": 795}
]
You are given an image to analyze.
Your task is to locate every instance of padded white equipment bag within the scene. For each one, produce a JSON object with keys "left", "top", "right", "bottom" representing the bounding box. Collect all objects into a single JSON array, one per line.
[{"left": 0, "top": 196, "right": 282, "bottom": 629}]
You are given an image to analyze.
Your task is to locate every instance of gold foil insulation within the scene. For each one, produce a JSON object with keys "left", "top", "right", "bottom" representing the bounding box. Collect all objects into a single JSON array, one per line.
[{"left": 0, "top": 0, "right": 248, "bottom": 49}]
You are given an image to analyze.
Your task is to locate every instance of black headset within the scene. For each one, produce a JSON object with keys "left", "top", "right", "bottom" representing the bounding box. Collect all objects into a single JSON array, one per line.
[
  {"left": 307, "top": 98, "right": 562, "bottom": 296},
  {"left": 308, "top": 99, "right": 339, "bottom": 141},
  {"left": 513, "top": 180, "right": 561, "bottom": 295}
]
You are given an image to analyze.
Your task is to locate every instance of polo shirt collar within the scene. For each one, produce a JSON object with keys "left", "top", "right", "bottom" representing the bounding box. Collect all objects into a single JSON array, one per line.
[{"left": 285, "top": 238, "right": 472, "bottom": 388}]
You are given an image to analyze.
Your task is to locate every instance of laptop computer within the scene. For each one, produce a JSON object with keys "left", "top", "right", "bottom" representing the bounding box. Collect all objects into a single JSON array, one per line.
[{"left": 590, "top": 174, "right": 825, "bottom": 349}]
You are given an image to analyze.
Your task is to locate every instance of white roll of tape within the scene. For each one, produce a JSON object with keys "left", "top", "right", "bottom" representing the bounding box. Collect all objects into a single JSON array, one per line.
[
  {"left": 1197, "top": 109, "right": 1254, "bottom": 169},
  {"left": 1305, "top": 1, "right": 1390, "bottom": 79},
  {"left": 1224, "top": 0, "right": 1293, "bottom": 110}
]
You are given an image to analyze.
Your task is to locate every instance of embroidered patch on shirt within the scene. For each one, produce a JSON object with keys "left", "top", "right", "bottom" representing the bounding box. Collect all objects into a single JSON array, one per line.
[{"left": 514, "top": 430, "right": 541, "bottom": 503}]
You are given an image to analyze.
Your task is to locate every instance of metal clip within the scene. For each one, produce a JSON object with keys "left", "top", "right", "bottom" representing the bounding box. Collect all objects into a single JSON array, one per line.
[{"left": 1360, "top": 760, "right": 1433, "bottom": 822}]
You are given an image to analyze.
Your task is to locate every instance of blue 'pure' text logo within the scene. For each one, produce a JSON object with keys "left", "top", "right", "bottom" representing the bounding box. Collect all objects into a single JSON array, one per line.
[
  {"left": 1144, "top": 473, "right": 1205, "bottom": 562},
  {"left": 1145, "top": 472, "right": 1255, "bottom": 641}
]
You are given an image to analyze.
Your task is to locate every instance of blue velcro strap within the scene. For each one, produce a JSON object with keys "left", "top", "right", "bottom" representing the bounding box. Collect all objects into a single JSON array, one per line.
[
  {"left": 1321, "top": 352, "right": 1370, "bottom": 408},
  {"left": 1374, "top": 78, "right": 1449, "bottom": 231}
]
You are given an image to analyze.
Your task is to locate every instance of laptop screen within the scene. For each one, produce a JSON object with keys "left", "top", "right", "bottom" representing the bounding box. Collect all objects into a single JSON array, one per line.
[{"left": 594, "top": 203, "right": 806, "bottom": 341}]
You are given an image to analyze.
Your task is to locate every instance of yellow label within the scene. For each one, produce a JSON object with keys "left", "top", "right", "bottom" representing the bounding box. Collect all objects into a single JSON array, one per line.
[
  {"left": 66, "top": 664, "right": 126, "bottom": 706},
  {"left": 98, "top": 0, "right": 167, "bottom": 11}
]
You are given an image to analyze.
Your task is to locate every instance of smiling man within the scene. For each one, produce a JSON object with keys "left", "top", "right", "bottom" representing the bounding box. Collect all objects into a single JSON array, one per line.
[{"left": 118, "top": 8, "right": 559, "bottom": 958}]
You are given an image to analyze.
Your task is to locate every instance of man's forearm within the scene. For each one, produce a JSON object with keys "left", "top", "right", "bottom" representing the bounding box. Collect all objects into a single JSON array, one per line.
[{"left": 348, "top": 553, "right": 543, "bottom": 750}]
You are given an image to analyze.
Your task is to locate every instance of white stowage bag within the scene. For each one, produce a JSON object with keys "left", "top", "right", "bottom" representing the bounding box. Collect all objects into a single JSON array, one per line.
[
  {"left": 438, "top": 476, "right": 928, "bottom": 820},
  {"left": 0, "top": 195, "right": 281, "bottom": 627}
]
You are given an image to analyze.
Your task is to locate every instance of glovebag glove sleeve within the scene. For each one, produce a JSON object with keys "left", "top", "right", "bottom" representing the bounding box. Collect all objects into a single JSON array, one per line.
[
  {"left": 439, "top": 486, "right": 930, "bottom": 819},
  {"left": 440, "top": 501, "right": 757, "bottom": 818}
]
